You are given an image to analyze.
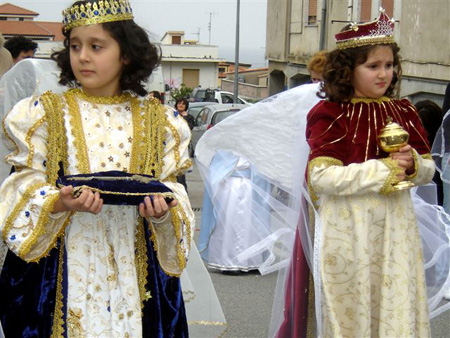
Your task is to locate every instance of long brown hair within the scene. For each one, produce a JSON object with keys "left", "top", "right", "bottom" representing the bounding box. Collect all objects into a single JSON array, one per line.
[
  {"left": 319, "top": 43, "right": 402, "bottom": 103},
  {"left": 52, "top": 0, "right": 160, "bottom": 96}
]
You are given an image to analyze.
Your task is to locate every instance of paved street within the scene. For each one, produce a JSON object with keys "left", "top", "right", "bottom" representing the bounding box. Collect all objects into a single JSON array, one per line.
[{"left": 186, "top": 162, "right": 450, "bottom": 338}]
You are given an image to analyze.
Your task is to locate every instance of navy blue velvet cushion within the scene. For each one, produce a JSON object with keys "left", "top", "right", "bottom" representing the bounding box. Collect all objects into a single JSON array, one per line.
[{"left": 56, "top": 171, "right": 174, "bottom": 205}]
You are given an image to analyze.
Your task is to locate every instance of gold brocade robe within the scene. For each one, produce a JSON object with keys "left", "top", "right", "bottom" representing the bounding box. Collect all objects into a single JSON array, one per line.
[
  {"left": 306, "top": 98, "right": 434, "bottom": 337},
  {"left": 0, "top": 89, "right": 194, "bottom": 337}
]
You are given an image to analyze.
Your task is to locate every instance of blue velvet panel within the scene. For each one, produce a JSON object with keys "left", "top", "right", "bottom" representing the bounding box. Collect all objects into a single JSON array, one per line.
[
  {"left": 0, "top": 245, "right": 60, "bottom": 338},
  {"left": 142, "top": 218, "right": 189, "bottom": 337},
  {"left": 0, "top": 220, "right": 188, "bottom": 337}
]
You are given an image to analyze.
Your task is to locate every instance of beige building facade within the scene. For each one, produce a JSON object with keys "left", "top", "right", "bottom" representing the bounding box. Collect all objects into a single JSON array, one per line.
[{"left": 266, "top": 0, "right": 450, "bottom": 105}]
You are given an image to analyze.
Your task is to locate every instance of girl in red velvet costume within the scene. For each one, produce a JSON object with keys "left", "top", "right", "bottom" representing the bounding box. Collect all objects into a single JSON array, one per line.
[
  {"left": 275, "top": 10, "right": 435, "bottom": 338},
  {"left": 306, "top": 11, "right": 435, "bottom": 337}
]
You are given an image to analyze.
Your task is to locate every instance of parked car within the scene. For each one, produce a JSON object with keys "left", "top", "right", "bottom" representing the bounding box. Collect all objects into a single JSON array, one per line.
[
  {"left": 187, "top": 102, "right": 216, "bottom": 121},
  {"left": 190, "top": 88, "right": 252, "bottom": 105},
  {"left": 191, "top": 103, "right": 249, "bottom": 155}
]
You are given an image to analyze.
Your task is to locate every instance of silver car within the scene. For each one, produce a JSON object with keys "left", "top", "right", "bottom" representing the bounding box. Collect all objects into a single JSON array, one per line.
[
  {"left": 191, "top": 103, "right": 249, "bottom": 155},
  {"left": 187, "top": 102, "right": 216, "bottom": 121}
]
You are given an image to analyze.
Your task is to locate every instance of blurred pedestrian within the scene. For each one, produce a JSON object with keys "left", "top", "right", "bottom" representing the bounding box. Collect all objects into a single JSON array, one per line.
[
  {"left": 3, "top": 36, "right": 38, "bottom": 64},
  {"left": 415, "top": 100, "right": 444, "bottom": 205},
  {"left": 149, "top": 90, "right": 161, "bottom": 102},
  {"left": 0, "top": 33, "right": 13, "bottom": 78},
  {"left": 306, "top": 50, "right": 327, "bottom": 83},
  {"left": 175, "top": 98, "right": 194, "bottom": 192},
  {"left": 443, "top": 82, "right": 450, "bottom": 115}
]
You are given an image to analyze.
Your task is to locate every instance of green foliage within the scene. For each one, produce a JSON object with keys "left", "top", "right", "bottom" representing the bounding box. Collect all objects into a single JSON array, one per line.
[{"left": 170, "top": 84, "right": 193, "bottom": 101}]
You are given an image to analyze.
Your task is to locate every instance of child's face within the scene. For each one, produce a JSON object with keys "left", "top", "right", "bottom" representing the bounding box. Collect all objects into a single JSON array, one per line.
[
  {"left": 352, "top": 46, "right": 394, "bottom": 99},
  {"left": 310, "top": 70, "right": 323, "bottom": 83},
  {"left": 69, "top": 24, "right": 127, "bottom": 97}
]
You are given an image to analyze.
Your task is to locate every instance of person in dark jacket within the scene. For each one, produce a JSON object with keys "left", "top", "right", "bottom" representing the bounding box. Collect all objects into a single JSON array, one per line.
[{"left": 415, "top": 100, "right": 444, "bottom": 205}]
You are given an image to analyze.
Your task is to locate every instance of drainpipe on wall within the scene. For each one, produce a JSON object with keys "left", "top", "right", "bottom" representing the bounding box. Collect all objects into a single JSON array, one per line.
[
  {"left": 233, "top": 0, "right": 240, "bottom": 104},
  {"left": 319, "top": 0, "right": 327, "bottom": 50}
]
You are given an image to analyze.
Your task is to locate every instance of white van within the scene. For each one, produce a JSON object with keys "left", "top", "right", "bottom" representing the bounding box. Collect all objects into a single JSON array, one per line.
[{"left": 145, "top": 65, "right": 168, "bottom": 103}]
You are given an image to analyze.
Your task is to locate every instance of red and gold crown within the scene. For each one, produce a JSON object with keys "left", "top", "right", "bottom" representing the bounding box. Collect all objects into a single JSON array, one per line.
[
  {"left": 335, "top": 9, "right": 395, "bottom": 50},
  {"left": 62, "top": 0, "right": 134, "bottom": 32}
]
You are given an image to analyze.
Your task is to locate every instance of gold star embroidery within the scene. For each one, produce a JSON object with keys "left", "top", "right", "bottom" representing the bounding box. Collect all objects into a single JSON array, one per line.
[
  {"left": 118, "top": 126, "right": 123, "bottom": 131},
  {"left": 122, "top": 167, "right": 128, "bottom": 172},
  {"left": 105, "top": 111, "right": 111, "bottom": 117},
  {"left": 108, "top": 156, "right": 114, "bottom": 162},
  {"left": 119, "top": 143, "right": 124, "bottom": 148},
  {"left": 125, "top": 106, "right": 131, "bottom": 111},
  {"left": 128, "top": 137, "right": 133, "bottom": 143},
  {"left": 125, "top": 152, "right": 130, "bottom": 158},
  {"left": 100, "top": 142, "right": 104, "bottom": 147},
  {"left": 116, "top": 162, "right": 121, "bottom": 168},
  {"left": 95, "top": 123, "right": 101, "bottom": 128},
  {"left": 101, "top": 162, "right": 106, "bottom": 168}
]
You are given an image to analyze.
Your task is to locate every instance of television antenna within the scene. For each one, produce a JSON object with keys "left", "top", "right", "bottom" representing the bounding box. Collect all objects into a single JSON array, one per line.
[
  {"left": 191, "top": 27, "right": 201, "bottom": 43},
  {"left": 206, "top": 11, "right": 218, "bottom": 45}
]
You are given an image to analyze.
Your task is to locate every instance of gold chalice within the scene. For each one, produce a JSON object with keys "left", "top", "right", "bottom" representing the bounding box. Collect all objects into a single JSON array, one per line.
[{"left": 377, "top": 117, "right": 415, "bottom": 190}]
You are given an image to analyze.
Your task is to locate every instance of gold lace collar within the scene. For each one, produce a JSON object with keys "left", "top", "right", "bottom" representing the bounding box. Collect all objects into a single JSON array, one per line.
[
  {"left": 351, "top": 96, "right": 391, "bottom": 104},
  {"left": 68, "top": 88, "right": 133, "bottom": 104}
]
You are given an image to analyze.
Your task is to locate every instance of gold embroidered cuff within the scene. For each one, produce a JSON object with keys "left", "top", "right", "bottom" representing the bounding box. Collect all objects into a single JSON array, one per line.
[
  {"left": 379, "top": 158, "right": 402, "bottom": 195},
  {"left": 421, "top": 153, "right": 432, "bottom": 160},
  {"left": 19, "top": 192, "right": 63, "bottom": 260},
  {"left": 307, "top": 156, "right": 343, "bottom": 206}
]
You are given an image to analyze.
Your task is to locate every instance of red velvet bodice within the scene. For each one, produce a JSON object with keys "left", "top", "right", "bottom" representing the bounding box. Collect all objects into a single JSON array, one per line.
[{"left": 306, "top": 98, "right": 430, "bottom": 165}]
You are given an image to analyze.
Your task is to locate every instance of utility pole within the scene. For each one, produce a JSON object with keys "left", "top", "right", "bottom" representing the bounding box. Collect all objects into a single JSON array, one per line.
[{"left": 233, "top": 0, "right": 240, "bottom": 104}]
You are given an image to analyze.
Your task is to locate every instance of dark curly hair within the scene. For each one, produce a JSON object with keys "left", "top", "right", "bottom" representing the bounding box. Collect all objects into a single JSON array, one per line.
[
  {"left": 51, "top": 1, "right": 160, "bottom": 96},
  {"left": 4, "top": 36, "right": 38, "bottom": 59},
  {"left": 175, "top": 98, "right": 189, "bottom": 111},
  {"left": 319, "top": 43, "right": 402, "bottom": 103}
]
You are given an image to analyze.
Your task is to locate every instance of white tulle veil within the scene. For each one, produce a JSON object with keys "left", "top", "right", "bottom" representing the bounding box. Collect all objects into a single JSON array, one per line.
[{"left": 195, "top": 83, "right": 323, "bottom": 335}]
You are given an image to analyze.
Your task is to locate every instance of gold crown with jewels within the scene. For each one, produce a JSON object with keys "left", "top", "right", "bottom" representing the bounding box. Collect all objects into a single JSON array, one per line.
[
  {"left": 62, "top": 0, "right": 134, "bottom": 32},
  {"left": 335, "top": 8, "right": 395, "bottom": 50}
]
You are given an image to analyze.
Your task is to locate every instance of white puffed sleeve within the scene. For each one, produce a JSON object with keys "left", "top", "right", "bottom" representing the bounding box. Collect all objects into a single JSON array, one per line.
[{"left": 0, "top": 96, "right": 71, "bottom": 262}]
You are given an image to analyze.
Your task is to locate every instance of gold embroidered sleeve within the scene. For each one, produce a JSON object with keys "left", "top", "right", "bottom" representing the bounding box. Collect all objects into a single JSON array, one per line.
[
  {"left": 147, "top": 180, "right": 195, "bottom": 276},
  {"left": 309, "top": 156, "right": 396, "bottom": 198},
  {"left": 160, "top": 107, "right": 192, "bottom": 180},
  {"left": 0, "top": 95, "right": 71, "bottom": 262}
]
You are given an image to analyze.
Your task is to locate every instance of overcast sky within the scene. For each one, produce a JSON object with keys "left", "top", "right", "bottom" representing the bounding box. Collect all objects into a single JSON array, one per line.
[{"left": 3, "top": 0, "right": 268, "bottom": 67}]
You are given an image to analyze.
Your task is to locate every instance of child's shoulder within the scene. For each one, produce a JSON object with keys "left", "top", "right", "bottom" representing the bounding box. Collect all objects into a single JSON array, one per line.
[
  {"left": 387, "top": 97, "right": 418, "bottom": 115},
  {"left": 307, "top": 100, "right": 342, "bottom": 120},
  {"left": 5, "top": 94, "right": 49, "bottom": 124}
]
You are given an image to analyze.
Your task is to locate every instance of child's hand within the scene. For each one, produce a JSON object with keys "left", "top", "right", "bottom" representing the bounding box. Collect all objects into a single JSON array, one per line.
[
  {"left": 390, "top": 145, "right": 415, "bottom": 175},
  {"left": 52, "top": 186, "right": 103, "bottom": 214},
  {"left": 139, "top": 196, "right": 178, "bottom": 219}
]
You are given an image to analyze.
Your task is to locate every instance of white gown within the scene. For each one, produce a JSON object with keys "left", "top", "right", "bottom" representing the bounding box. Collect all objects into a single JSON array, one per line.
[
  {"left": 0, "top": 89, "right": 194, "bottom": 337},
  {"left": 0, "top": 59, "right": 226, "bottom": 337},
  {"left": 199, "top": 154, "right": 271, "bottom": 272}
]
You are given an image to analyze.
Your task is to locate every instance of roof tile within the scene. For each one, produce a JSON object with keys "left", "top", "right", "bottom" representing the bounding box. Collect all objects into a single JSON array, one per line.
[{"left": 0, "top": 3, "right": 39, "bottom": 16}]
